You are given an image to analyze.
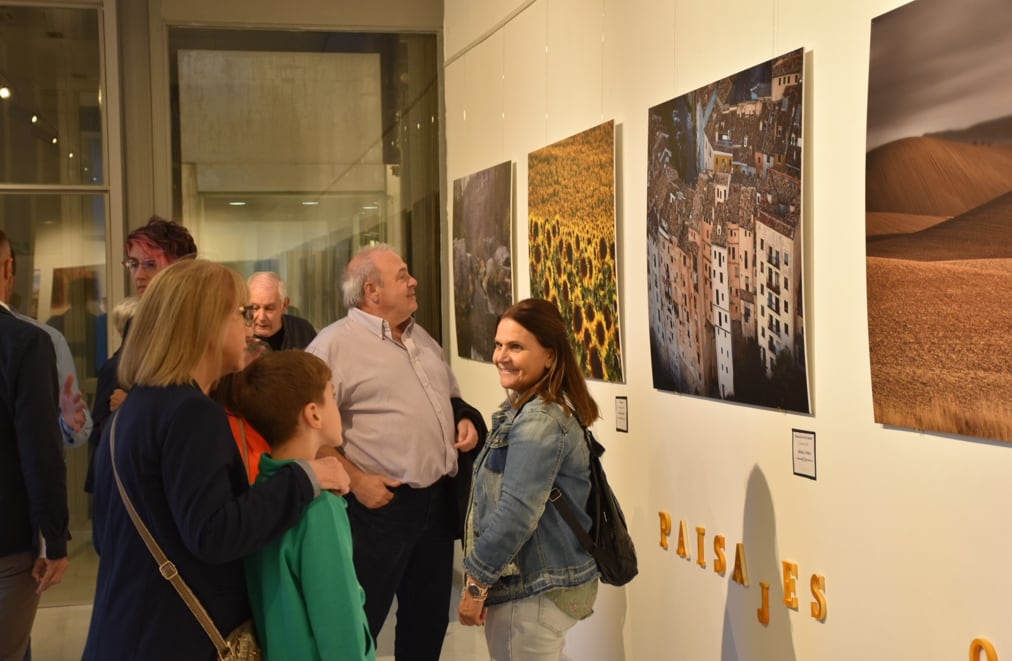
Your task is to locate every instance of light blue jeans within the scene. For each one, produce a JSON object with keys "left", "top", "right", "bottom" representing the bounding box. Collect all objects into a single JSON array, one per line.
[{"left": 485, "top": 593, "right": 578, "bottom": 661}]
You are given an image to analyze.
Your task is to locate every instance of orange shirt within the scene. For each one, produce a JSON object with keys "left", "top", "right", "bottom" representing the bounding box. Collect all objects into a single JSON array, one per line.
[{"left": 227, "top": 413, "right": 271, "bottom": 484}]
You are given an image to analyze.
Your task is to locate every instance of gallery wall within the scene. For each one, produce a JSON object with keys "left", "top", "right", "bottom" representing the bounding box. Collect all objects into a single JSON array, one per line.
[{"left": 442, "top": 0, "right": 1011, "bottom": 659}]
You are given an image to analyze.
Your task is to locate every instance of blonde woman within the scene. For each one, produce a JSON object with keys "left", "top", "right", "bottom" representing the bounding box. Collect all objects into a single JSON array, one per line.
[{"left": 83, "top": 259, "right": 350, "bottom": 660}]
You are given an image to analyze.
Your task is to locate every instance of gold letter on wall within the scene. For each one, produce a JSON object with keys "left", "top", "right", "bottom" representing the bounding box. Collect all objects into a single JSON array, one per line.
[
  {"left": 810, "top": 574, "right": 827, "bottom": 621},
  {"left": 757, "top": 582, "right": 771, "bottom": 625},
  {"left": 676, "top": 520, "right": 690, "bottom": 560},
  {"left": 782, "top": 561, "right": 799, "bottom": 609},
  {"left": 713, "top": 535, "right": 727, "bottom": 575},
  {"left": 969, "top": 638, "right": 998, "bottom": 661},
  {"left": 696, "top": 527, "right": 707, "bottom": 569},
  {"left": 731, "top": 543, "right": 749, "bottom": 586},
  {"left": 658, "top": 512, "right": 672, "bottom": 550}
]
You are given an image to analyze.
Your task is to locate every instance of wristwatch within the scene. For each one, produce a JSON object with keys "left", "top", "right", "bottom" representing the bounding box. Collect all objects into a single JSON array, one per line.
[{"left": 466, "top": 578, "right": 489, "bottom": 600}]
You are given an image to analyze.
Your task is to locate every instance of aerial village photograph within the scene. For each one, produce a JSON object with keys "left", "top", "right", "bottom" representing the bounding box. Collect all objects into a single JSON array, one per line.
[{"left": 646, "top": 48, "right": 809, "bottom": 413}]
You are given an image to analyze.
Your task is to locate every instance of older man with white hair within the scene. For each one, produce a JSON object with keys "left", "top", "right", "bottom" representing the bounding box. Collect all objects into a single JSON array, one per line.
[{"left": 247, "top": 271, "right": 317, "bottom": 351}]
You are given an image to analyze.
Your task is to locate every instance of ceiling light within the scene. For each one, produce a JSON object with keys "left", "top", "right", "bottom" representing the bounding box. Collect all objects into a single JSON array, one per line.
[
  {"left": 0, "top": 86, "right": 11, "bottom": 99},
  {"left": 31, "top": 114, "right": 38, "bottom": 123},
  {"left": 228, "top": 201, "right": 246, "bottom": 206},
  {"left": 301, "top": 201, "right": 319, "bottom": 206}
]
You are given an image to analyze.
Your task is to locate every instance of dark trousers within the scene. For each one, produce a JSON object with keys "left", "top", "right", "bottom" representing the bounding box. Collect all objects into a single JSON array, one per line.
[
  {"left": 346, "top": 478, "right": 455, "bottom": 661},
  {"left": 0, "top": 552, "right": 40, "bottom": 661}
]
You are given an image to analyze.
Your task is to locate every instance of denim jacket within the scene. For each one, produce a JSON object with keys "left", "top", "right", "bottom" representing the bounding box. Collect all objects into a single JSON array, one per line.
[{"left": 462, "top": 396, "right": 599, "bottom": 605}]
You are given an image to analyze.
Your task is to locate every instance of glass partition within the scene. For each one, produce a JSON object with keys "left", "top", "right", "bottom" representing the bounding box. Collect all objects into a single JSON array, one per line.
[
  {"left": 168, "top": 28, "right": 443, "bottom": 338},
  {"left": 0, "top": 5, "right": 104, "bottom": 186}
]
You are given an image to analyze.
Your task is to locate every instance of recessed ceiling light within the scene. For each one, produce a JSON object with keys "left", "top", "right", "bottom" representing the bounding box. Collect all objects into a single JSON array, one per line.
[
  {"left": 228, "top": 201, "right": 246, "bottom": 206},
  {"left": 301, "top": 201, "right": 319, "bottom": 206}
]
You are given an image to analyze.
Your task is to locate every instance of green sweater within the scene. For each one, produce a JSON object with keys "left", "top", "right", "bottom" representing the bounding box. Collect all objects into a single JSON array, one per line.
[{"left": 245, "top": 455, "right": 375, "bottom": 661}]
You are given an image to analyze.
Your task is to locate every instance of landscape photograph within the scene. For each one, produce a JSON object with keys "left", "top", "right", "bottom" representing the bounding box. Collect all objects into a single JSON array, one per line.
[
  {"left": 528, "top": 120, "right": 623, "bottom": 383},
  {"left": 646, "top": 48, "right": 809, "bottom": 413},
  {"left": 452, "top": 160, "right": 514, "bottom": 362},
  {"left": 866, "top": 0, "right": 1012, "bottom": 441}
]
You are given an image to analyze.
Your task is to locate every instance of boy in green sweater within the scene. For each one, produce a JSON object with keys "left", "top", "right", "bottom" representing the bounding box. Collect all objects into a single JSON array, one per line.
[{"left": 233, "top": 350, "right": 375, "bottom": 661}]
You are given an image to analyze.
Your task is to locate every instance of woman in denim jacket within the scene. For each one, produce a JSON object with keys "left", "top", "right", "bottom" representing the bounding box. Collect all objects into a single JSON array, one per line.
[{"left": 459, "top": 298, "right": 600, "bottom": 660}]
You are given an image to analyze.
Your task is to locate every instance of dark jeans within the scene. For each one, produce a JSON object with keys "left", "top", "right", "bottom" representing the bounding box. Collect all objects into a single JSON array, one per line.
[{"left": 346, "top": 478, "right": 455, "bottom": 661}]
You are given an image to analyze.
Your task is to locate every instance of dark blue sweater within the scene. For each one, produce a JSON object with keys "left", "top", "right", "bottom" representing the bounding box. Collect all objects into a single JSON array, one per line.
[{"left": 84, "top": 383, "right": 315, "bottom": 660}]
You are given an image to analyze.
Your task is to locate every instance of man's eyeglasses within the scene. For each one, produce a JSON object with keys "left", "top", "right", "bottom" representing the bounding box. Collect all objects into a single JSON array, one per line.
[
  {"left": 122, "top": 258, "right": 159, "bottom": 272},
  {"left": 238, "top": 305, "right": 255, "bottom": 327}
]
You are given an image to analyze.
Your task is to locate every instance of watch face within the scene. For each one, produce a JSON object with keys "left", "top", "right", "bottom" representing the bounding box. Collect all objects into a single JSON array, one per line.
[{"left": 467, "top": 583, "right": 484, "bottom": 598}]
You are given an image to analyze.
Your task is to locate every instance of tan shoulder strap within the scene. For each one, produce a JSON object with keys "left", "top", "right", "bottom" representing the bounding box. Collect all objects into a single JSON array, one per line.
[{"left": 109, "top": 412, "right": 233, "bottom": 659}]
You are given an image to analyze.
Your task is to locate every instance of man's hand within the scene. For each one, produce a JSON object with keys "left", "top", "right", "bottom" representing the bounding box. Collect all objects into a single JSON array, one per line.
[
  {"left": 59, "top": 375, "right": 86, "bottom": 432},
  {"left": 109, "top": 388, "right": 128, "bottom": 412},
  {"left": 353, "top": 472, "right": 403, "bottom": 509},
  {"left": 32, "top": 557, "right": 69, "bottom": 594},
  {"left": 307, "top": 456, "right": 352, "bottom": 495},
  {"left": 454, "top": 418, "right": 479, "bottom": 452}
]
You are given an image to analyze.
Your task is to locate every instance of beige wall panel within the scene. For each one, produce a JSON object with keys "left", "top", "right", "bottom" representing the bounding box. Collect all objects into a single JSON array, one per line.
[
  {"left": 444, "top": 0, "right": 532, "bottom": 59},
  {"left": 672, "top": 0, "right": 775, "bottom": 97},
  {"left": 544, "top": 0, "right": 605, "bottom": 142},
  {"left": 462, "top": 36, "right": 506, "bottom": 175},
  {"left": 501, "top": 2, "right": 547, "bottom": 301}
]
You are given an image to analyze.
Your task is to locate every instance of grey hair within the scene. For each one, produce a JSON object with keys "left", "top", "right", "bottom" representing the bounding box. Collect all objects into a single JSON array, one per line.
[
  {"left": 111, "top": 296, "right": 140, "bottom": 337},
  {"left": 342, "top": 244, "right": 395, "bottom": 309},
  {"left": 247, "top": 271, "right": 287, "bottom": 300}
]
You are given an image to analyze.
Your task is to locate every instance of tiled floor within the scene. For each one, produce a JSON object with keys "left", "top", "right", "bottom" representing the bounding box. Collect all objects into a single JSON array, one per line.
[{"left": 30, "top": 532, "right": 489, "bottom": 660}]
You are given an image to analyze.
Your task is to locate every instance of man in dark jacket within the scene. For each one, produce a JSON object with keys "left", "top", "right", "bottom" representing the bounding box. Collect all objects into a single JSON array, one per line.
[
  {"left": 247, "top": 271, "right": 317, "bottom": 350},
  {"left": 0, "top": 231, "right": 69, "bottom": 660}
]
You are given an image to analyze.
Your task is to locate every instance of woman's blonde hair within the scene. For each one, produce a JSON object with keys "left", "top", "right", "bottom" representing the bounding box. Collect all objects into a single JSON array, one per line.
[{"left": 118, "top": 259, "right": 246, "bottom": 389}]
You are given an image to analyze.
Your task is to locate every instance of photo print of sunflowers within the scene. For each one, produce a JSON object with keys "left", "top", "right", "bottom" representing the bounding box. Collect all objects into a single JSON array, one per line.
[
  {"left": 646, "top": 49, "right": 810, "bottom": 413},
  {"left": 452, "top": 160, "right": 514, "bottom": 362},
  {"left": 528, "top": 120, "right": 624, "bottom": 383},
  {"left": 866, "top": 0, "right": 1012, "bottom": 442}
]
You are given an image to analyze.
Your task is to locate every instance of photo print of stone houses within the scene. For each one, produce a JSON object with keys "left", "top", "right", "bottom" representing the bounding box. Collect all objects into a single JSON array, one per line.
[
  {"left": 866, "top": 0, "right": 1012, "bottom": 442},
  {"left": 647, "top": 48, "right": 809, "bottom": 413}
]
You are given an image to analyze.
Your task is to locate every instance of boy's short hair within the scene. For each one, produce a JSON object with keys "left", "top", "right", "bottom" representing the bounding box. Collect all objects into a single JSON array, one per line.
[{"left": 232, "top": 351, "right": 333, "bottom": 449}]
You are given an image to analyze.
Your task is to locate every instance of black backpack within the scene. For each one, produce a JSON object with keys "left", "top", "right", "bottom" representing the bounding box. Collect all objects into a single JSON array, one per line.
[{"left": 548, "top": 427, "right": 638, "bottom": 586}]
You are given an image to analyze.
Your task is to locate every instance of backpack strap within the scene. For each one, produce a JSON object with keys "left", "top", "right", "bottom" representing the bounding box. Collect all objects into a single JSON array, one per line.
[
  {"left": 547, "top": 426, "right": 597, "bottom": 554},
  {"left": 549, "top": 486, "right": 596, "bottom": 553}
]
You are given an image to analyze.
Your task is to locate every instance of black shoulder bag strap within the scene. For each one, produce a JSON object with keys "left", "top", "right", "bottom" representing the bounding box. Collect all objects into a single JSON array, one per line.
[{"left": 547, "top": 426, "right": 597, "bottom": 555}]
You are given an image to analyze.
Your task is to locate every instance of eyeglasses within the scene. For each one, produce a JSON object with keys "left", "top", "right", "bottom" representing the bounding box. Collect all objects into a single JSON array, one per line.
[
  {"left": 122, "top": 258, "right": 160, "bottom": 272},
  {"left": 238, "top": 305, "right": 255, "bottom": 327}
]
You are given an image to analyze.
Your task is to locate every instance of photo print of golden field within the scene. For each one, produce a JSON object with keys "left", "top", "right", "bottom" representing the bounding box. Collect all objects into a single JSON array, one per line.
[
  {"left": 528, "top": 120, "right": 623, "bottom": 382},
  {"left": 646, "top": 48, "right": 809, "bottom": 413},
  {"left": 452, "top": 160, "right": 514, "bottom": 362},
  {"left": 866, "top": 0, "right": 1012, "bottom": 442}
]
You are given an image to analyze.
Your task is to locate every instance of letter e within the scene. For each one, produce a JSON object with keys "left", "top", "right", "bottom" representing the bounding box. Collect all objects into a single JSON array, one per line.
[{"left": 782, "top": 561, "right": 799, "bottom": 609}]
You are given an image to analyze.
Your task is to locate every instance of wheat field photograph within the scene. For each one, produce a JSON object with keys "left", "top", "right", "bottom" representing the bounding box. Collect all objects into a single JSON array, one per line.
[{"left": 866, "top": 0, "right": 1012, "bottom": 441}]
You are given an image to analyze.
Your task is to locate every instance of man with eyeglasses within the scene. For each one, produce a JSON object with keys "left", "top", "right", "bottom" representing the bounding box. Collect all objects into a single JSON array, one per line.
[{"left": 247, "top": 271, "right": 317, "bottom": 351}]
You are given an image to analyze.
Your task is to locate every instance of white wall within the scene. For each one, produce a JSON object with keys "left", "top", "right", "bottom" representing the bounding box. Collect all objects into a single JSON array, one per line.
[{"left": 442, "top": 0, "right": 1011, "bottom": 659}]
